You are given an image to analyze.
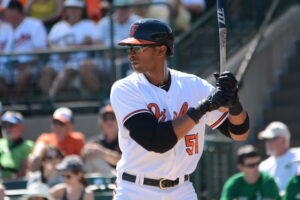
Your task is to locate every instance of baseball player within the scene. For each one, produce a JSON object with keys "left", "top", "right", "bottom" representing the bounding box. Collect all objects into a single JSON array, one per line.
[{"left": 110, "top": 18, "right": 250, "bottom": 200}]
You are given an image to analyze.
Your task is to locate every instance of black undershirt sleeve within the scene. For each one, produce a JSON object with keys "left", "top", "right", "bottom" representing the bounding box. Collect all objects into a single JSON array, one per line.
[{"left": 124, "top": 112, "right": 178, "bottom": 153}]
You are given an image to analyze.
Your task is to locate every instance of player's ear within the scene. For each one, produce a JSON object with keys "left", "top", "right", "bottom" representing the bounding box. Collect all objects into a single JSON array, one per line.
[{"left": 157, "top": 45, "right": 167, "bottom": 56}]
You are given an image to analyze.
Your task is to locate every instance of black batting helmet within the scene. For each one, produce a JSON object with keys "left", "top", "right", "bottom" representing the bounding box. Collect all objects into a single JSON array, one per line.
[{"left": 118, "top": 19, "right": 174, "bottom": 56}]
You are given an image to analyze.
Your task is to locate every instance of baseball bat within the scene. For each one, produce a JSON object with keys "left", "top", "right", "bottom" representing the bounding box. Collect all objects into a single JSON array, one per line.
[{"left": 217, "top": 0, "right": 227, "bottom": 73}]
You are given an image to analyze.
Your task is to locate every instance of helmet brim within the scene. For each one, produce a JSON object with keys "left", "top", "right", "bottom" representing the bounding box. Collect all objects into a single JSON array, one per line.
[{"left": 118, "top": 37, "right": 157, "bottom": 46}]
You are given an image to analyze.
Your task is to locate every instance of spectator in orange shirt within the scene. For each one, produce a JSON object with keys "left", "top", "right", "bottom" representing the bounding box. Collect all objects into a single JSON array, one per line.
[{"left": 29, "top": 107, "right": 85, "bottom": 171}]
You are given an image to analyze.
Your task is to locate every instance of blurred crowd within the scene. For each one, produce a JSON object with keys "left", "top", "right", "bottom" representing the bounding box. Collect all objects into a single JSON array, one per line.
[
  {"left": 0, "top": 0, "right": 207, "bottom": 103},
  {"left": 0, "top": 103, "right": 120, "bottom": 199},
  {"left": 220, "top": 121, "right": 300, "bottom": 200}
]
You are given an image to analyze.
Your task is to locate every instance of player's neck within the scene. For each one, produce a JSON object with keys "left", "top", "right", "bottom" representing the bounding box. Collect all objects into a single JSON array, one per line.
[{"left": 144, "top": 66, "right": 169, "bottom": 86}]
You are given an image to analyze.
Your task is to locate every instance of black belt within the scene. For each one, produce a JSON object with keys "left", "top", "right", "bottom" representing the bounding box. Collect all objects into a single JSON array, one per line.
[{"left": 122, "top": 172, "right": 190, "bottom": 190}]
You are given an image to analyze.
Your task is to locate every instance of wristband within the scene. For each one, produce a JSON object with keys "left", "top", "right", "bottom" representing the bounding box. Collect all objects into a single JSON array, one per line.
[{"left": 228, "top": 113, "right": 249, "bottom": 135}]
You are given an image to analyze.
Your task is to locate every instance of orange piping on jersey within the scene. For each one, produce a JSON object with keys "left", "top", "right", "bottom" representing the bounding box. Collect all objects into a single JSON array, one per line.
[
  {"left": 122, "top": 109, "right": 150, "bottom": 124},
  {"left": 210, "top": 112, "right": 228, "bottom": 129}
]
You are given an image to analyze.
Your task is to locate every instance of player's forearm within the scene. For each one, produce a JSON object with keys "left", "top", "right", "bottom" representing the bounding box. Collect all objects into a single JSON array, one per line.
[
  {"left": 172, "top": 115, "right": 196, "bottom": 140},
  {"left": 228, "top": 109, "right": 249, "bottom": 141}
]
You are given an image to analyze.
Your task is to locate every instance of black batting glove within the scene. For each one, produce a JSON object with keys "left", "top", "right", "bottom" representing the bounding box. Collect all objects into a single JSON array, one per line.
[
  {"left": 214, "top": 71, "right": 243, "bottom": 115},
  {"left": 214, "top": 71, "right": 238, "bottom": 92},
  {"left": 187, "top": 88, "right": 233, "bottom": 123}
]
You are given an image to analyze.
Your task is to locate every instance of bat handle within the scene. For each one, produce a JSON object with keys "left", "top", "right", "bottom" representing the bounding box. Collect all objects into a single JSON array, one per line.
[{"left": 219, "top": 27, "right": 227, "bottom": 73}]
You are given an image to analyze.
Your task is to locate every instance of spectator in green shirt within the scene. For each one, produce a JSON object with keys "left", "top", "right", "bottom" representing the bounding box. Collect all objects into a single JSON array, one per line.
[
  {"left": 0, "top": 111, "right": 34, "bottom": 180},
  {"left": 283, "top": 174, "right": 300, "bottom": 200},
  {"left": 220, "top": 144, "right": 280, "bottom": 200}
]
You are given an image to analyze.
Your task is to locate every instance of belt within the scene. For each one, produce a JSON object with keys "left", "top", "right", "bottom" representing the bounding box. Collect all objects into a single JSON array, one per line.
[{"left": 122, "top": 172, "right": 190, "bottom": 190}]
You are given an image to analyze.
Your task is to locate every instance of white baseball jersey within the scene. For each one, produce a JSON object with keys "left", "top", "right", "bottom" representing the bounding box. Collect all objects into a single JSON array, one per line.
[
  {"left": 0, "top": 21, "right": 14, "bottom": 83},
  {"left": 259, "top": 148, "right": 300, "bottom": 192},
  {"left": 48, "top": 20, "right": 97, "bottom": 46},
  {"left": 13, "top": 17, "right": 47, "bottom": 63},
  {"left": 110, "top": 69, "right": 228, "bottom": 180},
  {"left": 48, "top": 19, "right": 97, "bottom": 70},
  {"left": 0, "top": 21, "right": 14, "bottom": 63}
]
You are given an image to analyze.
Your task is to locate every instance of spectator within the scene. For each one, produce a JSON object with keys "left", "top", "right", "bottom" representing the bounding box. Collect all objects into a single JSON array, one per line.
[
  {"left": 50, "top": 155, "right": 94, "bottom": 200},
  {"left": 38, "top": 0, "right": 101, "bottom": 102},
  {"left": 24, "top": 0, "right": 63, "bottom": 31},
  {"left": 21, "top": 182, "right": 54, "bottom": 200},
  {"left": 220, "top": 144, "right": 280, "bottom": 200},
  {"left": 283, "top": 174, "right": 300, "bottom": 200},
  {"left": 0, "top": 111, "right": 34, "bottom": 180},
  {"left": 29, "top": 107, "right": 85, "bottom": 171},
  {"left": 82, "top": 104, "right": 121, "bottom": 174},
  {"left": 181, "top": 0, "right": 206, "bottom": 21},
  {"left": 0, "top": 8, "right": 14, "bottom": 98},
  {"left": 142, "top": 0, "right": 191, "bottom": 33},
  {"left": 1, "top": 111, "right": 30, "bottom": 178},
  {"left": 27, "top": 145, "right": 64, "bottom": 187},
  {"left": 93, "top": 0, "right": 141, "bottom": 47},
  {"left": 258, "top": 121, "right": 300, "bottom": 194},
  {"left": 1, "top": 0, "right": 47, "bottom": 100}
]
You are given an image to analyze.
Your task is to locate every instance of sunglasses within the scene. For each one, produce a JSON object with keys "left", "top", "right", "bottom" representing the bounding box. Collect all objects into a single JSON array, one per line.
[
  {"left": 102, "top": 113, "right": 116, "bottom": 121},
  {"left": 2, "top": 122, "right": 17, "bottom": 128},
  {"left": 52, "top": 119, "right": 66, "bottom": 126},
  {"left": 127, "top": 45, "right": 160, "bottom": 54},
  {"left": 62, "top": 174, "right": 73, "bottom": 179},
  {"left": 243, "top": 161, "right": 260, "bottom": 168}
]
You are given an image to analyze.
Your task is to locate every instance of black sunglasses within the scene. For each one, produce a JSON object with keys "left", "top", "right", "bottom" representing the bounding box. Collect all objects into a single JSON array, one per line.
[
  {"left": 62, "top": 174, "right": 72, "bottom": 179},
  {"left": 52, "top": 119, "right": 66, "bottom": 126},
  {"left": 102, "top": 113, "right": 116, "bottom": 121},
  {"left": 243, "top": 161, "right": 260, "bottom": 168},
  {"left": 2, "top": 122, "right": 17, "bottom": 128}
]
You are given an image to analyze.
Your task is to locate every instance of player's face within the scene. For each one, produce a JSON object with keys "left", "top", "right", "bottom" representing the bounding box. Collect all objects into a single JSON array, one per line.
[{"left": 127, "top": 45, "right": 162, "bottom": 73}]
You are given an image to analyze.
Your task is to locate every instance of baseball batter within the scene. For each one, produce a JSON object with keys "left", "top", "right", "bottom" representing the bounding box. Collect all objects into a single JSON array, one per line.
[{"left": 110, "top": 18, "right": 250, "bottom": 200}]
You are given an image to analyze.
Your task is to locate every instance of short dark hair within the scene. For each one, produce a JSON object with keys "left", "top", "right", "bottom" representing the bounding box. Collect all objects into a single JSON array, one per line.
[
  {"left": 7, "top": 0, "right": 23, "bottom": 13},
  {"left": 236, "top": 145, "right": 260, "bottom": 165}
]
